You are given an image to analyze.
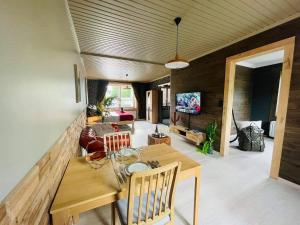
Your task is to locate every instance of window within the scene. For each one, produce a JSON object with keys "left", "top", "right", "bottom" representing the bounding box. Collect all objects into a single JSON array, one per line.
[
  {"left": 105, "top": 84, "right": 135, "bottom": 108},
  {"left": 161, "top": 87, "right": 171, "bottom": 106},
  {"left": 159, "top": 83, "right": 171, "bottom": 107}
]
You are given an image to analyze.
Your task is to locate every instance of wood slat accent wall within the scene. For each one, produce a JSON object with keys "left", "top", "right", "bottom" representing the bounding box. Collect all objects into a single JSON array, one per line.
[
  {"left": 0, "top": 112, "right": 86, "bottom": 225},
  {"left": 171, "top": 17, "right": 300, "bottom": 184}
]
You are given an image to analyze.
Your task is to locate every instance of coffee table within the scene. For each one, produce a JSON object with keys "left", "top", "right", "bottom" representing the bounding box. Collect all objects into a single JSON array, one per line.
[{"left": 148, "top": 134, "right": 171, "bottom": 145}]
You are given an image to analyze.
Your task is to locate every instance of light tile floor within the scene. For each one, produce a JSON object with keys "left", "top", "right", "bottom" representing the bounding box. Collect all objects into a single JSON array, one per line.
[{"left": 78, "top": 121, "right": 300, "bottom": 225}]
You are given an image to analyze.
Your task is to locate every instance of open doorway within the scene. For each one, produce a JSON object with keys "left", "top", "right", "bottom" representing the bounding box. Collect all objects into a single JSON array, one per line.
[
  {"left": 220, "top": 37, "right": 295, "bottom": 179},
  {"left": 229, "top": 51, "right": 283, "bottom": 174},
  {"left": 158, "top": 82, "right": 171, "bottom": 126}
]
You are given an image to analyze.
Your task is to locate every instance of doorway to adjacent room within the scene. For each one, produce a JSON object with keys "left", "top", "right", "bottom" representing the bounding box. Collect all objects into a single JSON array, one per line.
[{"left": 220, "top": 37, "right": 295, "bottom": 179}]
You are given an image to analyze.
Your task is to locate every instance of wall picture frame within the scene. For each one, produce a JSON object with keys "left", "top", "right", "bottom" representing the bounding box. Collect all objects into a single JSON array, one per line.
[
  {"left": 84, "top": 77, "right": 88, "bottom": 105},
  {"left": 74, "top": 64, "right": 81, "bottom": 103}
]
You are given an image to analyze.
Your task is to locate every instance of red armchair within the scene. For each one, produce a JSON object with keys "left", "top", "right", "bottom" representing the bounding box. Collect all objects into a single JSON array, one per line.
[
  {"left": 79, "top": 127, "right": 104, "bottom": 154},
  {"left": 111, "top": 123, "right": 120, "bottom": 132},
  {"left": 79, "top": 123, "right": 126, "bottom": 155}
]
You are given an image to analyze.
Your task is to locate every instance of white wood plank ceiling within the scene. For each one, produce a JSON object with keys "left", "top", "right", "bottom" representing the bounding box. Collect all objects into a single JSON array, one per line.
[{"left": 68, "top": 0, "right": 300, "bottom": 82}]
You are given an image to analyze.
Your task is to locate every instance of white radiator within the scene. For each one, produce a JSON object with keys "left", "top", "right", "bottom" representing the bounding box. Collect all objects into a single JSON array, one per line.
[{"left": 269, "top": 121, "right": 276, "bottom": 138}]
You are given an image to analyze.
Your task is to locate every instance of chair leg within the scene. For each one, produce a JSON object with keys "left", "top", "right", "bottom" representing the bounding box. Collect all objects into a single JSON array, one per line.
[
  {"left": 112, "top": 202, "right": 119, "bottom": 225},
  {"left": 193, "top": 169, "right": 201, "bottom": 225},
  {"left": 72, "top": 214, "right": 80, "bottom": 224},
  {"left": 131, "top": 121, "right": 135, "bottom": 134}
]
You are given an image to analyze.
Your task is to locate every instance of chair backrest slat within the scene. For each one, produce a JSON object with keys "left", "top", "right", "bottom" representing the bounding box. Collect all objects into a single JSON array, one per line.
[
  {"left": 109, "top": 136, "right": 112, "bottom": 152},
  {"left": 164, "top": 168, "right": 174, "bottom": 212},
  {"left": 145, "top": 175, "right": 153, "bottom": 223},
  {"left": 137, "top": 177, "right": 145, "bottom": 224},
  {"left": 152, "top": 173, "right": 160, "bottom": 220},
  {"left": 127, "top": 175, "right": 135, "bottom": 225},
  {"left": 104, "top": 131, "right": 132, "bottom": 153},
  {"left": 127, "top": 162, "right": 181, "bottom": 225},
  {"left": 121, "top": 133, "right": 124, "bottom": 148},
  {"left": 112, "top": 135, "right": 115, "bottom": 151},
  {"left": 158, "top": 171, "right": 167, "bottom": 215},
  {"left": 168, "top": 167, "right": 181, "bottom": 220}
]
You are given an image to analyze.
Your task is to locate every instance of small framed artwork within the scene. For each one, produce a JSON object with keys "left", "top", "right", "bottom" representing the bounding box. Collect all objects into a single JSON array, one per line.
[
  {"left": 74, "top": 64, "right": 81, "bottom": 103},
  {"left": 84, "top": 77, "right": 89, "bottom": 105}
]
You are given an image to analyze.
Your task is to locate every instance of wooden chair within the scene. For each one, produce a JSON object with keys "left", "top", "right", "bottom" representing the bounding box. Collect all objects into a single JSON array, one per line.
[
  {"left": 103, "top": 131, "right": 132, "bottom": 153},
  {"left": 115, "top": 162, "right": 182, "bottom": 225}
]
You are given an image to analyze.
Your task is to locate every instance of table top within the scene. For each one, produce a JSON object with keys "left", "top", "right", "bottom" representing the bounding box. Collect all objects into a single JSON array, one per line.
[
  {"left": 148, "top": 134, "right": 170, "bottom": 139},
  {"left": 50, "top": 144, "right": 201, "bottom": 214}
]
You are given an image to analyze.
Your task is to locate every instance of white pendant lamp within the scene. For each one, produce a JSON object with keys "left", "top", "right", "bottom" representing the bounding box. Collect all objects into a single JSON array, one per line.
[
  {"left": 124, "top": 74, "right": 131, "bottom": 89},
  {"left": 165, "top": 17, "right": 189, "bottom": 69}
]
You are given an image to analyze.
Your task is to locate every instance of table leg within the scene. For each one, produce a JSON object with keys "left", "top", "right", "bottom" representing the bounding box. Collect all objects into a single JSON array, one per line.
[
  {"left": 112, "top": 202, "right": 119, "bottom": 225},
  {"left": 52, "top": 211, "right": 71, "bottom": 225},
  {"left": 193, "top": 168, "right": 201, "bottom": 225}
]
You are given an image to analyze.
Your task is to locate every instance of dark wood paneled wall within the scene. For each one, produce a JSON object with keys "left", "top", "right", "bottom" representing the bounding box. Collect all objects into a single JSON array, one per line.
[
  {"left": 231, "top": 64, "right": 281, "bottom": 135},
  {"left": 231, "top": 66, "right": 253, "bottom": 134},
  {"left": 250, "top": 64, "right": 281, "bottom": 122},
  {"left": 171, "top": 60, "right": 225, "bottom": 150},
  {"left": 171, "top": 17, "right": 300, "bottom": 184}
]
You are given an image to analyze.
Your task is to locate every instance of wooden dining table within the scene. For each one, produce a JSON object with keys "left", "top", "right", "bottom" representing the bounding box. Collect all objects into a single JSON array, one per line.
[{"left": 50, "top": 143, "right": 201, "bottom": 225}]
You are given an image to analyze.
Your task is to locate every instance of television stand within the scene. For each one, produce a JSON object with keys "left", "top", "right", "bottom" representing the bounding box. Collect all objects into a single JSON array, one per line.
[{"left": 170, "top": 125, "right": 206, "bottom": 146}]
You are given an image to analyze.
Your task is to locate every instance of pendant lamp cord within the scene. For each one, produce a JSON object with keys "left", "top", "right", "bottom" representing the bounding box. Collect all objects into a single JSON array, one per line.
[{"left": 176, "top": 24, "right": 179, "bottom": 56}]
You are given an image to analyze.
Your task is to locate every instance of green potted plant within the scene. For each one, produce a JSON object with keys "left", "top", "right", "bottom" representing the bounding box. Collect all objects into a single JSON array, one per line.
[
  {"left": 197, "top": 121, "right": 218, "bottom": 154},
  {"left": 96, "top": 96, "right": 116, "bottom": 118}
]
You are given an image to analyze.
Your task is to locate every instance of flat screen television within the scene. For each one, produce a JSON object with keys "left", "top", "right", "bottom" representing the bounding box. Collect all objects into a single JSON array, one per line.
[{"left": 175, "top": 92, "right": 202, "bottom": 114}]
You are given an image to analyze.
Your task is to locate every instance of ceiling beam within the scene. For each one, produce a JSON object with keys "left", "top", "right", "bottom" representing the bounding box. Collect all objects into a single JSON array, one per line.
[{"left": 80, "top": 52, "right": 165, "bottom": 66}]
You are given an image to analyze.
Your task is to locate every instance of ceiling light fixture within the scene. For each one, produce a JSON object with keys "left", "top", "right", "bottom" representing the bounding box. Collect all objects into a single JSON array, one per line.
[
  {"left": 124, "top": 74, "right": 131, "bottom": 89},
  {"left": 165, "top": 17, "right": 189, "bottom": 69}
]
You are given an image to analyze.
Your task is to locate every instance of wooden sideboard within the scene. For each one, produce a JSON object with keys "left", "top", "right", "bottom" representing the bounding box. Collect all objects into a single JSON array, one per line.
[{"left": 170, "top": 125, "right": 206, "bottom": 146}]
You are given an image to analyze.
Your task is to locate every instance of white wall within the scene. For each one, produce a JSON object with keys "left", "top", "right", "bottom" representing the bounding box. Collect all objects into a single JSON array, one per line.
[{"left": 0, "top": 0, "right": 86, "bottom": 200}]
